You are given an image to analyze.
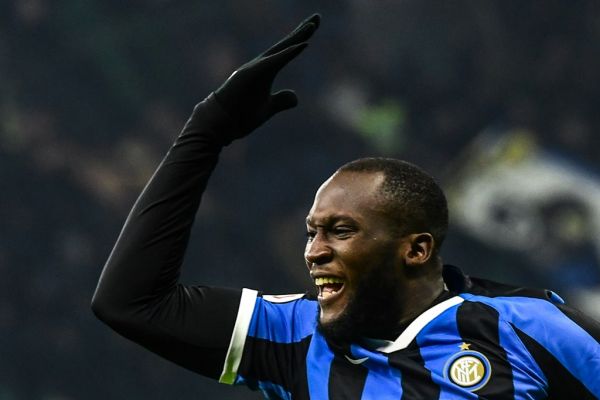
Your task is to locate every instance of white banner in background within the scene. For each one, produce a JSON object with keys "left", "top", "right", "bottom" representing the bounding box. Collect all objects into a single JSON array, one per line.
[{"left": 445, "top": 129, "right": 600, "bottom": 309}]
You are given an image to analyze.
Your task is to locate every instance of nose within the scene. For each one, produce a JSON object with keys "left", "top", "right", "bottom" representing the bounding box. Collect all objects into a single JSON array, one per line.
[{"left": 304, "top": 232, "right": 333, "bottom": 267}]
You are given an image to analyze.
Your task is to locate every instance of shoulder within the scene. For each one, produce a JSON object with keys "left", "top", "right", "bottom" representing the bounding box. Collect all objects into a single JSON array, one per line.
[
  {"left": 255, "top": 291, "right": 318, "bottom": 314},
  {"left": 444, "top": 265, "right": 600, "bottom": 336},
  {"left": 442, "top": 266, "right": 600, "bottom": 396},
  {"left": 443, "top": 264, "right": 563, "bottom": 303},
  {"left": 444, "top": 264, "right": 562, "bottom": 320},
  {"left": 260, "top": 292, "right": 317, "bottom": 304},
  {"left": 244, "top": 291, "right": 318, "bottom": 342}
]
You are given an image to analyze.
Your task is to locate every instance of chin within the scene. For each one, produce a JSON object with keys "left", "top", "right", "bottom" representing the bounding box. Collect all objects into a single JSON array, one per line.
[
  {"left": 316, "top": 306, "right": 360, "bottom": 344},
  {"left": 318, "top": 304, "right": 346, "bottom": 326}
]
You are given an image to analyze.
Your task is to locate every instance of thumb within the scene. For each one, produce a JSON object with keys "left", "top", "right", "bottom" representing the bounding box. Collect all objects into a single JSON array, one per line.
[{"left": 268, "top": 90, "right": 299, "bottom": 116}]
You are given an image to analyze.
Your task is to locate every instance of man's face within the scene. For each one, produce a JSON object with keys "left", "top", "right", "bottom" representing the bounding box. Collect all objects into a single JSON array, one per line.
[{"left": 305, "top": 171, "right": 409, "bottom": 341}]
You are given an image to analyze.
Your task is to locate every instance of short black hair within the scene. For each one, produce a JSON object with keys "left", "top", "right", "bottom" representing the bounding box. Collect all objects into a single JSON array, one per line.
[{"left": 337, "top": 157, "right": 449, "bottom": 251}]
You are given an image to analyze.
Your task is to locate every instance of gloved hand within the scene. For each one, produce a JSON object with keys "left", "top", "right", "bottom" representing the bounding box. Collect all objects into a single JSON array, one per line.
[{"left": 213, "top": 13, "right": 320, "bottom": 143}]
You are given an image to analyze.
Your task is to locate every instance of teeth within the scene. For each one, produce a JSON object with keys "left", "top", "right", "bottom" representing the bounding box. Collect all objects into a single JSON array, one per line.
[{"left": 314, "top": 277, "right": 344, "bottom": 286}]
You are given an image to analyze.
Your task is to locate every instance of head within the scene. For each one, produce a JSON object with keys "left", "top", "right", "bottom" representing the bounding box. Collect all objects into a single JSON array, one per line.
[{"left": 304, "top": 157, "right": 448, "bottom": 342}]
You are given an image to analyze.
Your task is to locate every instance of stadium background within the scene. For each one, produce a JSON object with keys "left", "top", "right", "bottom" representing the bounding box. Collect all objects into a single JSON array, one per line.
[{"left": 1, "top": 0, "right": 600, "bottom": 398}]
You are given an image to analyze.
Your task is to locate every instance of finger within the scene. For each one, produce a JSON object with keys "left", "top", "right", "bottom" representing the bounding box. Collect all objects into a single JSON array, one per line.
[
  {"left": 262, "top": 13, "right": 320, "bottom": 57},
  {"left": 307, "top": 13, "right": 321, "bottom": 29},
  {"left": 298, "top": 13, "right": 321, "bottom": 30},
  {"left": 262, "top": 22, "right": 317, "bottom": 57},
  {"left": 259, "top": 42, "right": 309, "bottom": 75},
  {"left": 268, "top": 90, "right": 299, "bottom": 115}
]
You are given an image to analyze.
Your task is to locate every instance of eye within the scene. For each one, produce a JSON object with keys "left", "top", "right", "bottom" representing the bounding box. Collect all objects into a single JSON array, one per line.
[
  {"left": 306, "top": 230, "right": 317, "bottom": 241},
  {"left": 333, "top": 226, "right": 355, "bottom": 238}
]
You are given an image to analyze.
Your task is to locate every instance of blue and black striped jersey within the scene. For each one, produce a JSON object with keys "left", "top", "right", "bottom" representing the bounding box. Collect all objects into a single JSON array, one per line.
[
  {"left": 92, "top": 95, "right": 600, "bottom": 399},
  {"left": 219, "top": 266, "right": 600, "bottom": 399}
]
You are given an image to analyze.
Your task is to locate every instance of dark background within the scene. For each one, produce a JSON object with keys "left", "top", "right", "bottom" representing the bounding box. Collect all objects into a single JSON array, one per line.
[{"left": 1, "top": 1, "right": 599, "bottom": 399}]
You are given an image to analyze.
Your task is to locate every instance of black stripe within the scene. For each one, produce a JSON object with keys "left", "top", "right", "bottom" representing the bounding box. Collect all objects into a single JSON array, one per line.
[
  {"left": 388, "top": 342, "right": 440, "bottom": 400},
  {"left": 444, "top": 264, "right": 558, "bottom": 300},
  {"left": 513, "top": 325, "right": 595, "bottom": 400},
  {"left": 328, "top": 352, "right": 369, "bottom": 400},
  {"left": 238, "top": 335, "right": 312, "bottom": 398},
  {"left": 290, "top": 337, "right": 312, "bottom": 400},
  {"left": 456, "top": 301, "right": 514, "bottom": 399}
]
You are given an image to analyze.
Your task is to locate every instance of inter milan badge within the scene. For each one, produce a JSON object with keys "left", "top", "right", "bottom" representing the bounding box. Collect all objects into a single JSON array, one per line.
[{"left": 443, "top": 343, "right": 492, "bottom": 391}]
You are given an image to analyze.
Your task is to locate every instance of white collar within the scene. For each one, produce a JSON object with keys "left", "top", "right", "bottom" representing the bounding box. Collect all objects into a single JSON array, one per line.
[{"left": 371, "top": 295, "right": 464, "bottom": 353}]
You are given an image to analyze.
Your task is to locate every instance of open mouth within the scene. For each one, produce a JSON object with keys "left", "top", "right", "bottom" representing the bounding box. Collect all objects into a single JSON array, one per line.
[{"left": 314, "top": 276, "right": 345, "bottom": 301}]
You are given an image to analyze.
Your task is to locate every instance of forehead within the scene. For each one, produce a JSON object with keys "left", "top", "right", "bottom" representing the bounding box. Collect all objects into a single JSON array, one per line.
[{"left": 307, "top": 171, "right": 388, "bottom": 223}]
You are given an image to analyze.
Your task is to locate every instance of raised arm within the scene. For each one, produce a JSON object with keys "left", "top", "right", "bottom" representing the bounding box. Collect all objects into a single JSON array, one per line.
[{"left": 91, "top": 14, "right": 320, "bottom": 379}]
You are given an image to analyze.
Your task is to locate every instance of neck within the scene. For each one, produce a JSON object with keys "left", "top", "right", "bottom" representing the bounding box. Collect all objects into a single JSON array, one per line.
[
  {"left": 359, "top": 260, "right": 445, "bottom": 341},
  {"left": 362, "top": 276, "right": 445, "bottom": 342},
  {"left": 399, "top": 274, "right": 445, "bottom": 326},
  {"left": 397, "top": 258, "right": 445, "bottom": 325}
]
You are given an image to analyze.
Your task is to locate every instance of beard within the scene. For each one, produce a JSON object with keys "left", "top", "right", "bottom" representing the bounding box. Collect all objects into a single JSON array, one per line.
[{"left": 316, "top": 263, "right": 405, "bottom": 345}]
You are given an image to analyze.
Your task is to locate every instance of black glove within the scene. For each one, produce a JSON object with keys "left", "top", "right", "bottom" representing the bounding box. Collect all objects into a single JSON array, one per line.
[{"left": 213, "top": 13, "right": 321, "bottom": 143}]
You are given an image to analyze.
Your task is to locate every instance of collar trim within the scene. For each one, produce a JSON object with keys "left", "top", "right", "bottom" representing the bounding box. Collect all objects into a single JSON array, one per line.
[{"left": 376, "top": 295, "right": 464, "bottom": 353}]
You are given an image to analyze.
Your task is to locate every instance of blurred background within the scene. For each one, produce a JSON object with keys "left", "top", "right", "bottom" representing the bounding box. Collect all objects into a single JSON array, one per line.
[{"left": 1, "top": 0, "right": 600, "bottom": 398}]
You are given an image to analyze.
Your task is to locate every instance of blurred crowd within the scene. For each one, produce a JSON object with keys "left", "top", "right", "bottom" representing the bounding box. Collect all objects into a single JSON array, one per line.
[{"left": 1, "top": 0, "right": 599, "bottom": 398}]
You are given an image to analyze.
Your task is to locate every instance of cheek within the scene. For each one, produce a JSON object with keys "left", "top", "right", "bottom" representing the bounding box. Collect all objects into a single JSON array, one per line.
[
  {"left": 344, "top": 242, "right": 399, "bottom": 275},
  {"left": 303, "top": 243, "right": 310, "bottom": 265}
]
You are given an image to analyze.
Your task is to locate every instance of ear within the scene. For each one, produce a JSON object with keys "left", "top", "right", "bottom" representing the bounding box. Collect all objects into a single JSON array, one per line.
[{"left": 402, "top": 233, "right": 435, "bottom": 267}]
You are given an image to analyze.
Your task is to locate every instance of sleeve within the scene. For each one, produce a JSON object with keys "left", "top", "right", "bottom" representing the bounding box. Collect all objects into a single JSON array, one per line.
[
  {"left": 91, "top": 94, "right": 246, "bottom": 379},
  {"left": 509, "top": 299, "right": 600, "bottom": 398},
  {"left": 219, "top": 293, "right": 318, "bottom": 398}
]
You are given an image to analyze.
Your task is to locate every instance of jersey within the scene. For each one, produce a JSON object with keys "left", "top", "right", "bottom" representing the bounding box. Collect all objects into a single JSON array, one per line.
[
  {"left": 92, "top": 96, "right": 600, "bottom": 399},
  {"left": 219, "top": 266, "right": 600, "bottom": 399}
]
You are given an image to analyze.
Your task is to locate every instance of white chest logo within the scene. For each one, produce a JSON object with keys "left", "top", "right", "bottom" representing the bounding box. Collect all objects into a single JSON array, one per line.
[
  {"left": 344, "top": 355, "right": 369, "bottom": 365},
  {"left": 444, "top": 344, "right": 492, "bottom": 391}
]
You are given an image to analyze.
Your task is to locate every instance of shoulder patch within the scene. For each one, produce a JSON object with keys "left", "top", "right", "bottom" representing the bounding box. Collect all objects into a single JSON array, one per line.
[{"left": 261, "top": 293, "right": 306, "bottom": 303}]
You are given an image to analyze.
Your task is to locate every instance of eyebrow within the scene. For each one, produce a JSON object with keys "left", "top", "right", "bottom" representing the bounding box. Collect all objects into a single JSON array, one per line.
[{"left": 305, "top": 214, "right": 358, "bottom": 226}]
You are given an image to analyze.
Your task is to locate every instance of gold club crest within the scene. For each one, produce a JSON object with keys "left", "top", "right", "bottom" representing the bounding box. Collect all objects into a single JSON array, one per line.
[{"left": 444, "top": 343, "right": 492, "bottom": 391}]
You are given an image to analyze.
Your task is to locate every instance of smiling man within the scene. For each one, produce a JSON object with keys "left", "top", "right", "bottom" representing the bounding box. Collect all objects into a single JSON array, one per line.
[
  {"left": 92, "top": 14, "right": 600, "bottom": 400},
  {"left": 306, "top": 162, "right": 448, "bottom": 346}
]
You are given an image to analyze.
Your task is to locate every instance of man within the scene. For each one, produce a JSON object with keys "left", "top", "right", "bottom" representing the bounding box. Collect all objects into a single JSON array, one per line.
[{"left": 92, "top": 14, "right": 600, "bottom": 399}]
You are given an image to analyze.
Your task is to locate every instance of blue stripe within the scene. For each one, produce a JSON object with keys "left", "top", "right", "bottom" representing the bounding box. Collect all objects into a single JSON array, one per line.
[
  {"left": 307, "top": 331, "right": 334, "bottom": 399},
  {"left": 235, "top": 375, "right": 291, "bottom": 400},
  {"left": 248, "top": 298, "right": 318, "bottom": 343},
  {"left": 493, "top": 308, "right": 547, "bottom": 399},
  {"left": 349, "top": 345, "right": 402, "bottom": 399},
  {"left": 416, "top": 305, "right": 478, "bottom": 399},
  {"left": 460, "top": 294, "right": 600, "bottom": 396}
]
